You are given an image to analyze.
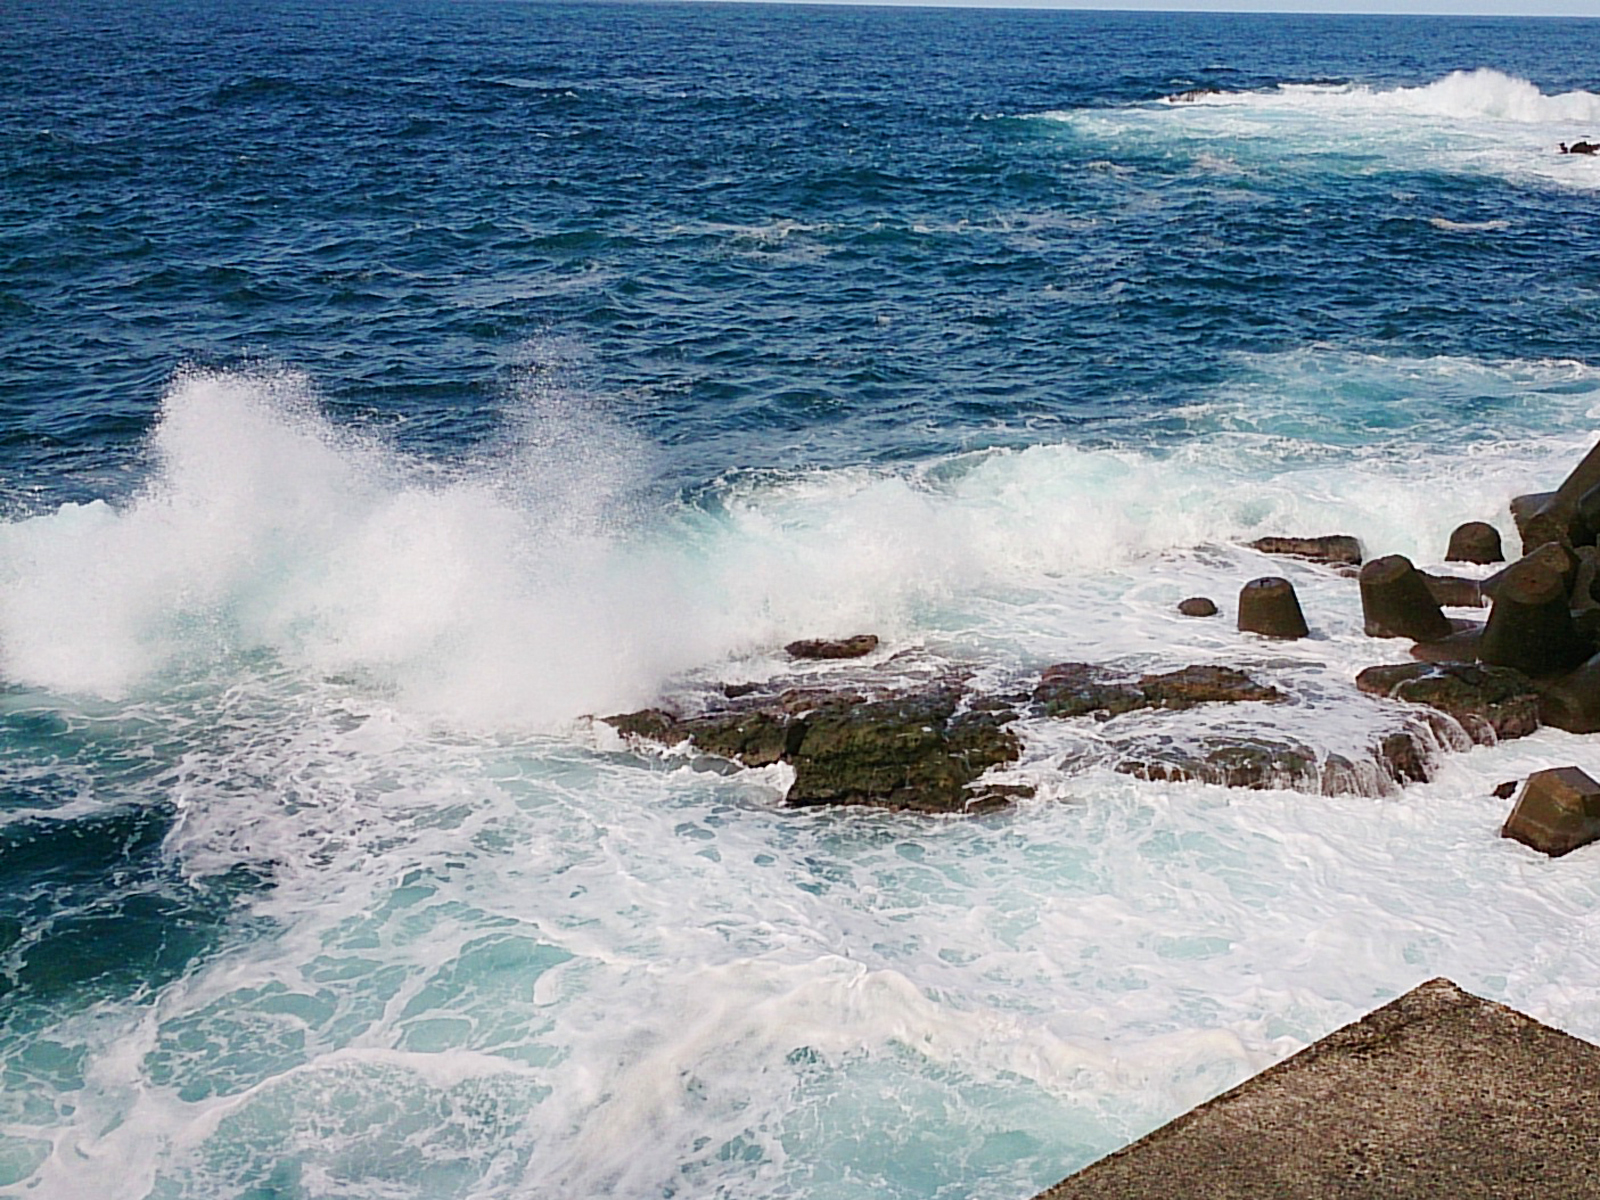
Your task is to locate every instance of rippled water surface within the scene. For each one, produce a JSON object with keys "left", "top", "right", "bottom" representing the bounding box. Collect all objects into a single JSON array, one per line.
[{"left": 3, "top": 3, "right": 1600, "bottom": 1197}]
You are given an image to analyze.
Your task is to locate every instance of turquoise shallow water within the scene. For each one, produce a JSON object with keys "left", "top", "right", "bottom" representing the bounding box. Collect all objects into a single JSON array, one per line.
[{"left": 4, "top": 3, "right": 1600, "bottom": 1197}]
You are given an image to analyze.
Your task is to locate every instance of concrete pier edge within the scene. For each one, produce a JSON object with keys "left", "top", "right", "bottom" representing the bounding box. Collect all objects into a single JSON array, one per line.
[{"left": 1032, "top": 977, "right": 1600, "bottom": 1199}]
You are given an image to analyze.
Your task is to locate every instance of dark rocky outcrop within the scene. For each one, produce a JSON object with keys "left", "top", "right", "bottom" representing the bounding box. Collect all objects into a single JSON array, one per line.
[
  {"left": 1114, "top": 725, "right": 1437, "bottom": 794},
  {"left": 606, "top": 677, "right": 1022, "bottom": 814},
  {"left": 784, "top": 634, "right": 879, "bottom": 660},
  {"left": 1354, "top": 662, "right": 1542, "bottom": 744},
  {"left": 1117, "top": 738, "right": 1317, "bottom": 790},
  {"left": 1032, "top": 663, "right": 1147, "bottom": 720},
  {"left": 1177, "top": 596, "right": 1218, "bottom": 617},
  {"left": 1237, "top": 576, "right": 1309, "bottom": 639},
  {"left": 1033, "top": 663, "right": 1283, "bottom": 720},
  {"left": 1248, "top": 534, "right": 1363, "bottom": 566},
  {"left": 783, "top": 688, "right": 1020, "bottom": 812},
  {"left": 1501, "top": 766, "right": 1600, "bottom": 856}
]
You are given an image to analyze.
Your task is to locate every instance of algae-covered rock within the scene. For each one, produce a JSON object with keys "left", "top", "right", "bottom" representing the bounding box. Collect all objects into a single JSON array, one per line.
[
  {"left": 1034, "top": 663, "right": 1283, "bottom": 719},
  {"left": 606, "top": 679, "right": 1020, "bottom": 813},
  {"left": 1354, "top": 661, "right": 1541, "bottom": 743}
]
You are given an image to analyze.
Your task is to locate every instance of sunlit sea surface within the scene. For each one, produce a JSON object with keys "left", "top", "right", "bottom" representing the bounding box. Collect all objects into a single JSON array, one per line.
[{"left": 3, "top": 3, "right": 1600, "bottom": 1196}]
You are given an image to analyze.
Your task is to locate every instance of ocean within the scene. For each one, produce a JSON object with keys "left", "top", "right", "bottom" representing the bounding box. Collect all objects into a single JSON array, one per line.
[{"left": 4, "top": 1, "right": 1600, "bottom": 1196}]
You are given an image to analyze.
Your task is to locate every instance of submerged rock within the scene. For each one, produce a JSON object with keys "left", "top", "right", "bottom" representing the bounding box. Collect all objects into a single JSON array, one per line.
[
  {"left": 1113, "top": 724, "right": 1438, "bottom": 795},
  {"left": 1177, "top": 596, "right": 1218, "bottom": 617}
]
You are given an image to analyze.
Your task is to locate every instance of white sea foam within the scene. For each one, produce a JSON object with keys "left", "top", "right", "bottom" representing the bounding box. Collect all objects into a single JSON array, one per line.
[
  {"left": 7, "top": 353, "right": 1600, "bottom": 1197},
  {"left": 3, "top": 353, "right": 1597, "bottom": 723},
  {"left": 1047, "top": 69, "right": 1600, "bottom": 192}
]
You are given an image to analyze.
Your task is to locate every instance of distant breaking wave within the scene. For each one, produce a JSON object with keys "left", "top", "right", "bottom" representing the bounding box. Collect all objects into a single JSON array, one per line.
[{"left": 1162, "top": 68, "right": 1600, "bottom": 125}]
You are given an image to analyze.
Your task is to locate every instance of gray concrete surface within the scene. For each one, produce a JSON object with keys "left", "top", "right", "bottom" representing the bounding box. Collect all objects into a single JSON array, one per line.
[{"left": 1033, "top": 977, "right": 1600, "bottom": 1199}]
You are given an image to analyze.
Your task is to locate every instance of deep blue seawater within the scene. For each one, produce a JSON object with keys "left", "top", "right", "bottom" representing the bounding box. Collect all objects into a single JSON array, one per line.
[{"left": 4, "top": 3, "right": 1600, "bottom": 1197}]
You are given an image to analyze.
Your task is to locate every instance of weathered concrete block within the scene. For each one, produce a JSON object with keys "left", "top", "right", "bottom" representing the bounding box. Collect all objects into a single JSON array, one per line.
[
  {"left": 1238, "top": 576, "right": 1308, "bottom": 639},
  {"left": 1445, "top": 521, "right": 1504, "bottom": 564},
  {"left": 1360, "top": 554, "right": 1452, "bottom": 640},
  {"left": 1501, "top": 766, "right": 1600, "bottom": 857}
]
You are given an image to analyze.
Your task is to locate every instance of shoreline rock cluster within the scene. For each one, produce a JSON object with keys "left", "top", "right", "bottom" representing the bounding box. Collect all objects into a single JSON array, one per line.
[{"left": 606, "top": 444, "right": 1600, "bottom": 855}]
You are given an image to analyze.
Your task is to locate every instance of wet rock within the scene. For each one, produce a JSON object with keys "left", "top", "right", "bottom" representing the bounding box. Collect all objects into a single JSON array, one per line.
[
  {"left": 606, "top": 708, "right": 683, "bottom": 743},
  {"left": 1033, "top": 663, "right": 1146, "bottom": 719},
  {"left": 1501, "top": 766, "right": 1600, "bottom": 857},
  {"left": 1446, "top": 521, "right": 1504, "bottom": 564},
  {"left": 1492, "top": 780, "right": 1519, "bottom": 800},
  {"left": 1117, "top": 724, "right": 1442, "bottom": 795},
  {"left": 1354, "top": 661, "right": 1542, "bottom": 743},
  {"left": 1409, "top": 625, "right": 1485, "bottom": 664},
  {"left": 1166, "top": 87, "right": 1222, "bottom": 102},
  {"left": 784, "top": 634, "right": 880, "bottom": 660},
  {"left": 1177, "top": 596, "right": 1218, "bottom": 617},
  {"left": 1117, "top": 738, "right": 1319, "bottom": 790},
  {"left": 607, "top": 679, "right": 1020, "bottom": 814},
  {"left": 1137, "top": 665, "right": 1284, "bottom": 708},
  {"left": 1529, "top": 651, "right": 1600, "bottom": 734},
  {"left": 1034, "top": 663, "right": 1284, "bottom": 719},
  {"left": 677, "top": 709, "right": 799, "bottom": 767},
  {"left": 1248, "top": 534, "right": 1363, "bottom": 566},
  {"left": 1238, "top": 576, "right": 1309, "bottom": 639},
  {"left": 1359, "top": 555, "right": 1452, "bottom": 640},
  {"left": 785, "top": 689, "right": 1020, "bottom": 813}
]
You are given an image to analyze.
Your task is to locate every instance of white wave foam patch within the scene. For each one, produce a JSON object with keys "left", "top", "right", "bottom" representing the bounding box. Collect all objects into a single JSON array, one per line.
[
  {"left": 1050, "top": 70, "right": 1600, "bottom": 192},
  {"left": 1159, "top": 70, "right": 1600, "bottom": 127},
  {"left": 0, "top": 368, "right": 706, "bottom": 725},
  {"left": 6, "top": 351, "right": 1599, "bottom": 723}
]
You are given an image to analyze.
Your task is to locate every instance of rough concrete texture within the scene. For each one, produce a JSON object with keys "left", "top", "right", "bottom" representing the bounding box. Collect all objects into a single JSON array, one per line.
[{"left": 1033, "top": 978, "right": 1600, "bottom": 1199}]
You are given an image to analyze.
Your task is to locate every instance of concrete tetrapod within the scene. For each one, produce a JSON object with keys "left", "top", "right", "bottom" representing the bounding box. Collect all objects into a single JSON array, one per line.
[
  {"left": 1359, "top": 555, "right": 1452, "bottom": 640},
  {"left": 1237, "top": 577, "right": 1308, "bottom": 639},
  {"left": 1501, "top": 766, "right": 1600, "bottom": 856},
  {"left": 1478, "top": 551, "right": 1591, "bottom": 677},
  {"left": 1445, "top": 520, "right": 1504, "bottom": 564}
]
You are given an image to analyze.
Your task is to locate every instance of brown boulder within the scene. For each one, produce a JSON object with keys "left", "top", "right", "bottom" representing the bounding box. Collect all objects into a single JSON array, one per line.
[
  {"left": 1501, "top": 766, "right": 1600, "bottom": 857},
  {"left": 1177, "top": 596, "right": 1218, "bottom": 617}
]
